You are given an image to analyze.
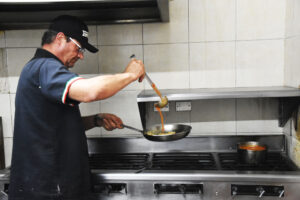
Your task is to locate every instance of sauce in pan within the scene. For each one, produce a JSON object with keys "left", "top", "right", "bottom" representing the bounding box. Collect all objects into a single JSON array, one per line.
[
  {"left": 239, "top": 144, "right": 266, "bottom": 151},
  {"left": 146, "top": 130, "right": 176, "bottom": 136}
]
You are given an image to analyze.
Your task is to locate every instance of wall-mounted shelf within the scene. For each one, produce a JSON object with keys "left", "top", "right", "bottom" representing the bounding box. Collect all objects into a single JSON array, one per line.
[
  {"left": 137, "top": 86, "right": 300, "bottom": 102},
  {"left": 137, "top": 86, "right": 300, "bottom": 129}
]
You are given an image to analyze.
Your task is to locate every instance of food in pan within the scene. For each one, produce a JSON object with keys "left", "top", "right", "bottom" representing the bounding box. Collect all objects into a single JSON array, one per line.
[
  {"left": 239, "top": 144, "right": 266, "bottom": 151},
  {"left": 146, "top": 130, "right": 176, "bottom": 136}
]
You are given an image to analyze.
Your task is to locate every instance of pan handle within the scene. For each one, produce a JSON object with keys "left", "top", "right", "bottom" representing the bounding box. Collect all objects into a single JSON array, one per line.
[{"left": 122, "top": 124, "right": 144, "bottom": 134}]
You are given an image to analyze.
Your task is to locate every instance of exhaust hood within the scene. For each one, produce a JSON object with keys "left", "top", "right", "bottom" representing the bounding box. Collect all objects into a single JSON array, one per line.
[{"left": 0, "top": 0, "right": 169, "bottom": 30}]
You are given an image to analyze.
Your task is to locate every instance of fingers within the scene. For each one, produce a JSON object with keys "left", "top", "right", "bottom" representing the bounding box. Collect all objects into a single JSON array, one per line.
[
  {"left": 139, "top": 73, "right": 145, "bottom": 82},
  {"left": 125, "top": 58, "right": 145, "bottom": 82},
  {"left": 101, "top": 113, "right": 123, "bottom": 131}
]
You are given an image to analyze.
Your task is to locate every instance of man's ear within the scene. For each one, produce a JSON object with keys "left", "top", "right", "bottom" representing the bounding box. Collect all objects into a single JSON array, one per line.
[{"left": 56, "top": 32, "right": 66, "bottom": 44}]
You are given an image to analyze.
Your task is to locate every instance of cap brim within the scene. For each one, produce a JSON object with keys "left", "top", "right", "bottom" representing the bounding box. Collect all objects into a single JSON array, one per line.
[{"left": 82, "top": 42, "right": 98, "bottom": 53}]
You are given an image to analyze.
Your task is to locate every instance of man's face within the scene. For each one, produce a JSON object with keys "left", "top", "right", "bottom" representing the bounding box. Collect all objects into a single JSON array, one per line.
[{"left": 62, "top": 37, "right": 84, "bottom": 68}]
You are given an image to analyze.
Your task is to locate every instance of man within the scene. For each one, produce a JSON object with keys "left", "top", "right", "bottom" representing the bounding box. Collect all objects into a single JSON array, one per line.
[{"left": 8, "top": 15, "right": 145, "bottom": 200}]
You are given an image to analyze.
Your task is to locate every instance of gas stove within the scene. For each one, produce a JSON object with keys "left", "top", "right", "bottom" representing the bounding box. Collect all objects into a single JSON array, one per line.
[
  {"left": 0, "top": 135, "right": 299, "bottom": 200},
  {"left": 87, "top": 135, "right": 300, "bottom": 200}
]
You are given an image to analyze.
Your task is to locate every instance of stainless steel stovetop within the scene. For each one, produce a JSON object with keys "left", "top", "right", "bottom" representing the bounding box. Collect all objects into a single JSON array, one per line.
[
  {"left": 87, "top": 135, "right": 300, "bottom": 200},
  {"left": 1, "top": 135, "right": 300, "bottom": 200}
]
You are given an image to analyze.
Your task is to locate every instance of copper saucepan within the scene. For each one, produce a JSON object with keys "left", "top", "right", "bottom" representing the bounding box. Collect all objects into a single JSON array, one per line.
[{"left": 237, "top": 141, "right": 267, "bottom": 165}]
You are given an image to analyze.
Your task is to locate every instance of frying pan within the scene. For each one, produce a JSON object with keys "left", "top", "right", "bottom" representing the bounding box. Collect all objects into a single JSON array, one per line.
[{"left": 122, "top": 124, "right": 192, "bottom": 142}]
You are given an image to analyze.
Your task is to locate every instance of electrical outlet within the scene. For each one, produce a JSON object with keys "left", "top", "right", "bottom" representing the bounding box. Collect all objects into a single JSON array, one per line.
[{"left": 176, "top": 101, "right": 191, "bottom": 111}]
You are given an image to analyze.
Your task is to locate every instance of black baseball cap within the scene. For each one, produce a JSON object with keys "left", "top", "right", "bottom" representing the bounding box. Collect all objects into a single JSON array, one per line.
[{"left": 49, "top": 15, "right": 98, "bottom": 53}]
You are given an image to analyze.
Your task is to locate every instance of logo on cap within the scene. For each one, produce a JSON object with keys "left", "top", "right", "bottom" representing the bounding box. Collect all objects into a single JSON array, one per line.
[{"left": 82, "top": 30, "right": 88, "bottom": 38}]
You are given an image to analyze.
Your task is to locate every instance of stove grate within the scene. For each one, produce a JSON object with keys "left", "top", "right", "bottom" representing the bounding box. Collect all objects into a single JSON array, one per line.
[
  {"left": 219, "top": 152, "right": 296, "bottom": 171},
  {"left": 151, "top": 153, "right": 217, "bottom": 170},
  {"left": 89, "top": 153, "right": 149, "bottom": 170}
]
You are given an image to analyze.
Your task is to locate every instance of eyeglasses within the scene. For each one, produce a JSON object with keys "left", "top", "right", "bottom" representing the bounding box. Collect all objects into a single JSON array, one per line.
[{"left": 69, "top": 37, "right": 85, "bottom": 53}]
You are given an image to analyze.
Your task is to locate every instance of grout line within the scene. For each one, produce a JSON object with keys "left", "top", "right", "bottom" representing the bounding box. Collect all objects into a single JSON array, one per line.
[
  {"left": 142, "top": 23, "right": 146, "bottom": 91},
  {"left": 187, "top": 0, "right": 191, "bottom": 124},
  {"left": 187, "top": 0, "right": 191, "bottom": 89},
  {"left": 95, "top": 25, "right": 100, "bottom": 74},
  {"left": 235, "top": 0, "right": 237, "bottom": 135}
]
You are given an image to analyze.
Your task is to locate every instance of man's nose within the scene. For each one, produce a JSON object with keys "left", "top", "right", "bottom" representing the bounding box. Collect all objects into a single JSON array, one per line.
[{"left": 78, "top": 52, "right": 84, "bottom": 59}]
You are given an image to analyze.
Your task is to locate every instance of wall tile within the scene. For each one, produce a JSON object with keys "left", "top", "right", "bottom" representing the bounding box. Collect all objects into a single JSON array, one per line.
[
  {"left": 237, "top": 0, "right": 285, "bottom": 40},
  {"left": 0, "top": 77, "right": 8, "bottom": 94},
  {"left": 190, "top": 42, "right": 235, "bottom": 88},
  {"left": 284, "top": 36, "right": 300, "bottom": 87},
  {"left": 144, "top": 43, "right": 189, "bottom": 89},
  {"left": 0, "top": 31, "right": 5, "bottom": 48},
  {"left": 5, "top": 29, "right": 45, "bottom": 48},
  {"left": 191, "top": 99, "right": 236, "bottom": 135},
  {"left": 0, "top": 49, "right": 9, "bottom": 94},
  {"left": 0, "top": 49, "right": 6, "bottom": 76},
  {"left": 189, "top": 0, "right": 235, "bottom": 42},
  {"left": 98, "top": 45, "right": 144, "bottom": 91},
  {"left": 4, "top": 26, "right": 96, "bottom": 48},
  {"left": 4, "top": 137, "right": 12, "bottom": 167},
  {"left": 236, "top": 99, "right": 282, "bottom": 133},
  {"left": 79, "top": 101, "right": 101, "bottom": 137},
  {"left": 9, "top": 94, "right": 15, "bottom": 135},
  {"left": 8, "top": 77, "right": 19, "bottom": 94},
  {"left": 6, "top": 48, "right": 36, "bottom": 76},
  {"left": 98, "top": 24, "right": 142, "bottom": 45},
  {"left": 100, "top": 91, "right": 142, "bottom": 137},
  {"left": 0, "top": 94, "right": 13, "bottom": 138},
  {"left": 87, "top": 25, "right": 97, "bottom": 46},
  {"left": 236, "top": 40, "right": 284, "bottom": 87},
  {"left": 286, "top": 0, "right": 295, "bottom": 37},
  {"left": 143, "top": 0, "right": 188, "bottom": 44},
  {"left": 70, "top": 50, "right": 99, "bottom": 74},
  {"left": 286, "top": 0, "right": 300, "bottom": 37}
]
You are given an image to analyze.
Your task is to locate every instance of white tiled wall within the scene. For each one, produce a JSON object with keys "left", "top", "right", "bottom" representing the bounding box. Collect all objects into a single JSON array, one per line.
[
  {"left": 143, "top": 0, "right": 188, "bottom": 44},
  {"left": 1, "top": 0, "right": 300, "bottom": 166},
  {"left": 237, "top": 0, "right": 285, "bottom": 40},
  {"left": 189, "top": 0, "right": 235, "bottom": 42},
  {"left": 190, "top": 42, "right": 235, "bottom": 88},
  {"left": 0, "top": 31, "right": 5, "bottom": 48},
  {"left": 98, "top": 24, "right": 143, "bottom": 45},
  {"left": 144, "top": 43, "right": 189, "bottom": 89},
  {"left": 100, "top": 91, "right": 143, "bottom": 137},
  {"left": 236, "top": 40, "right": 284, "bottom": 87},
  {"left": 0, "top": 49, "right": 9, "bottom": 94},
  {"left": 286, "top": 0, "right": 300, "bottom": 38}
]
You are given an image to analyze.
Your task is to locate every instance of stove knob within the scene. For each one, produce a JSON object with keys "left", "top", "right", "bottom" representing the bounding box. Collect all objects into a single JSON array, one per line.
[
  {"left": 198, "top": 189, "right": 202, "bottom": 195},
  {"left": 257, "top": 187, "right": 265, "bottom": 198},
  {"left": 278, "top": 190, "right": 284, "bottom": 198},
  {"left": 232, "top": 186, "right": 238, "bottom": 197}
]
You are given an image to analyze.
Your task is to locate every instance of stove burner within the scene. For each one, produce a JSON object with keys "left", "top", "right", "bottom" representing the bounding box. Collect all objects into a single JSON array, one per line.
[
  {"left": 219, "top": 152, "right": 297, "bottom": 171},
  {"left": 88, "top": 152, "right": 298, "bottom": 171},
  {"left": 89, "top": 153, "right": 149, "bottom": 170},
  {"left": 151, "top": 153, "right": 216, "bottom": 170}
]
